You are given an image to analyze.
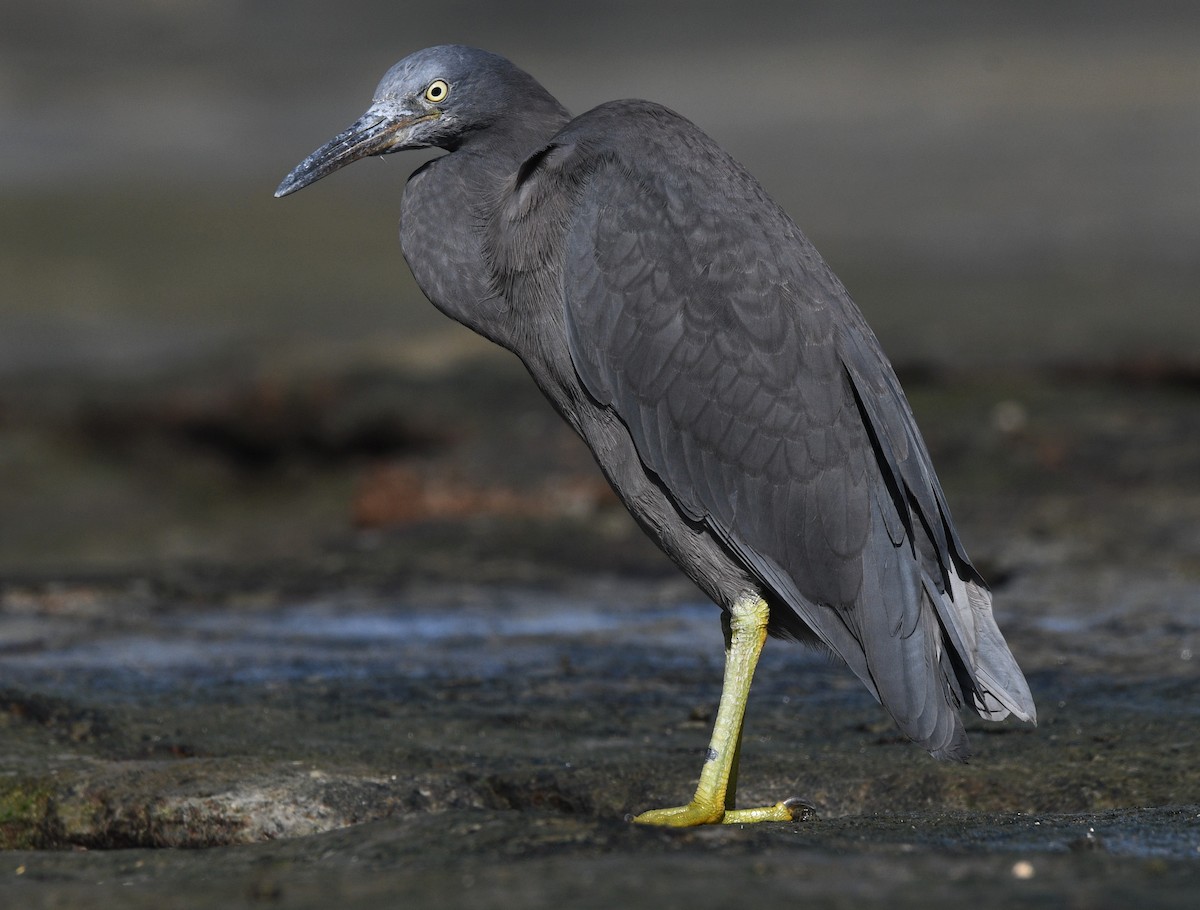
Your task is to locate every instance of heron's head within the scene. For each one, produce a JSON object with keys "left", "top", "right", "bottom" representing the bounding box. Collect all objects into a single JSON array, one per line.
[{"left": 275, "top": 45, "right": 565, "bottom": 198}]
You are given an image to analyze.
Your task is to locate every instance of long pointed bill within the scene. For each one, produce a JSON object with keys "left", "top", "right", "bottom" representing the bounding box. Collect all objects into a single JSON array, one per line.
[{"left": 275, "top": 112, "right": 413, "bottom": 198}]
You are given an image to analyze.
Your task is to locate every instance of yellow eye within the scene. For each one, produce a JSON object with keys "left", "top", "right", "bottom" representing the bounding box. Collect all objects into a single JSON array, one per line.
[{"left": 424, "top": 79, "right": 450, "bottom": 103}]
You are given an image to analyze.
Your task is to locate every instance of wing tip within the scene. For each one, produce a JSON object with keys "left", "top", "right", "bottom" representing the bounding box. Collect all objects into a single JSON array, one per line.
[{"left": 973, "top": 666, "right": 1038, "bottom": 726}]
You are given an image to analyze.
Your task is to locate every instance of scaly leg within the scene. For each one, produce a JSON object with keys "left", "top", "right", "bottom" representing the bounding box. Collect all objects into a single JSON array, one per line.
[{"left": 632, "top": 594, "right": 807, "bottom": 826}]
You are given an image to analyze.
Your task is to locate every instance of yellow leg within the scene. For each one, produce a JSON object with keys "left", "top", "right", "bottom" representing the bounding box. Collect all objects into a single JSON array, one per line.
[{"left": 632, "top": 594, "right": 808, "bottom": 826}]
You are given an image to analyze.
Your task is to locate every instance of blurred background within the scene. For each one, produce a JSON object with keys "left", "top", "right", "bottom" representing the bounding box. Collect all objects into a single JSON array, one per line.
[{"left": 1, "top": 0, "right": 1197, "bottom": 577}]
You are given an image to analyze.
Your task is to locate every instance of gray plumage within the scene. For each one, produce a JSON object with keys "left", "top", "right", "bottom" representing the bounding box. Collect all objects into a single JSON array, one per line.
[{"left": 277, "top": 45, "right": 1035, "bottom": 762}]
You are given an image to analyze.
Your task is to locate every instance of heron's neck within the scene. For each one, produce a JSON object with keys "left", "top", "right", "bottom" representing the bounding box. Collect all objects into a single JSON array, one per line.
[
  {"left": 399, "top": 103, "right": 569, "bottom": 349},
  {"left": 456, "top": 96, "right": 571, "bottom": 165}
]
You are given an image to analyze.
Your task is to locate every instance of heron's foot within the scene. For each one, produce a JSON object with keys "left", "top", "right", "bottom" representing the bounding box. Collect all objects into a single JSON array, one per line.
[
  {"left": 723, "top": 797, "right": 816, "bottom": 825},
  {"left": 631, "top": 799, "right": 723, "bottom": 827},
  {"left": 632, "top": 797, "right": 814, "bottom": 827}
]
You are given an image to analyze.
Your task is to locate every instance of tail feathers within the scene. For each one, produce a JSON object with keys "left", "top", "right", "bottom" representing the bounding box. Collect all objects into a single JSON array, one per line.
[
  {"left": 966, "top": 581, "right": 1036, "bottom": 723},
  {"left": 938, "top": 572, "right": 1037, "bottom": 725}
]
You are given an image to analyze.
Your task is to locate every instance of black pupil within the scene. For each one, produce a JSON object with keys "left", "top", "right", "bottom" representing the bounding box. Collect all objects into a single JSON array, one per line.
[{"left": 430, "top": 84, "right": 443, "bottom": 99}]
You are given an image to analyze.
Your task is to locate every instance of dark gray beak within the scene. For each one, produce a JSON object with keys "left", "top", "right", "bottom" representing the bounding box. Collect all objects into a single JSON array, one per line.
[{"left": 275, "top": 112, "right": 409, "bottom": 198}]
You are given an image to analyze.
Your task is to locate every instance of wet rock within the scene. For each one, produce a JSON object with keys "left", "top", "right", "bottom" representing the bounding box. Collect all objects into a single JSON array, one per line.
[{"left": 1, "top": 368, "right": 1199, "bottom": 905}]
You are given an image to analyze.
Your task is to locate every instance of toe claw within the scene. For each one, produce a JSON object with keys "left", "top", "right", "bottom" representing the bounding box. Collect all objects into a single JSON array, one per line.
[{"left": 781, "top": 797, "right": 817, "bottom": 821}]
